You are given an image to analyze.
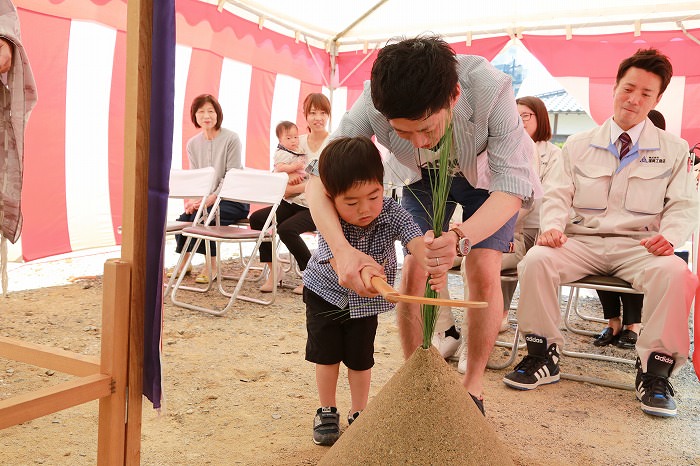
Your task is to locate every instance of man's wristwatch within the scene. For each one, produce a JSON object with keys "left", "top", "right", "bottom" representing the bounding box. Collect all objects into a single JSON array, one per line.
[{"left": 449, "top": 227, "right": 471, "bottom": 257}]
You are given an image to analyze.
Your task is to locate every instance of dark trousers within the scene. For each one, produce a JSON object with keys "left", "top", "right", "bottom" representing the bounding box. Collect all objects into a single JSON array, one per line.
[
  {"left": 249, "top": 200, "right": 315, "bottom": 271},
  {"left": 175, "top": 200, "right": 249, "bottom": 256},
  {"left": 596, "top": 290, "right": 643, "bottom": 325}
]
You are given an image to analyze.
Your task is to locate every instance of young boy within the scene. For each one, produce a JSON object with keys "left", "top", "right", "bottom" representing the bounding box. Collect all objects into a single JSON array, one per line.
[
  {"left": 273, "top": 121, "right": 307, "bottom": 192},
  {"left": 303, "top": 136, "right": 445, "bottom": 446}
]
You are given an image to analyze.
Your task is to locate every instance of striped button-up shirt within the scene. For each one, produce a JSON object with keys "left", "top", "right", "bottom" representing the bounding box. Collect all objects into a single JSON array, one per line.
[
  {"left": 303, "top": 197, "right": 422, "bottom": 318},
  {"left": 331, "top": 55, "right": 538, "bottom": 205}
]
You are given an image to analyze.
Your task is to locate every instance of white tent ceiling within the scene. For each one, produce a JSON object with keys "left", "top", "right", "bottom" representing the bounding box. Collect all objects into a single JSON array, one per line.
[{"left": 207, "top": 0, "right": 700, "bottom": 51}]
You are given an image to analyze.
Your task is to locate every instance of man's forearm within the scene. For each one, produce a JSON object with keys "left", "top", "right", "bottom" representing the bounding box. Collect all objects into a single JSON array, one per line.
[
  {"left": 306, "top": 176, "right": 350, "bottom": 253},
  {"left": 458, "top": 191, "right": 522, "bottom": 243}
]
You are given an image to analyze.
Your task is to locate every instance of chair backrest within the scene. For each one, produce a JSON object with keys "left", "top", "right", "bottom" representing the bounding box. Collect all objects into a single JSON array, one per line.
[
  {"left": 167, "top": 167, "right": 217, "bottom": 228},
  {"left": 169, "top": 167, "right": 216, "bottom": 198},
  {"left": 217, "top": 169, "right": 288, "bottom": 205}
]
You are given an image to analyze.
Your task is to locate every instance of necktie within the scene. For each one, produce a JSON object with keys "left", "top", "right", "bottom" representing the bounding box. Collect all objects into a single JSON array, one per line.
[{"left": 619, "top": 132, "right": 631, "bottom": 160}]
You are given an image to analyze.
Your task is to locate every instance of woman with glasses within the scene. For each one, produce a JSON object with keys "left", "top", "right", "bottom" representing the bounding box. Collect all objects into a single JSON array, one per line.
[
  {"left": 500, "top": 97, "right": 562, "bottom": 322},
  {"left": 457, "top": 95, "right": 559, "bottom": 372}
]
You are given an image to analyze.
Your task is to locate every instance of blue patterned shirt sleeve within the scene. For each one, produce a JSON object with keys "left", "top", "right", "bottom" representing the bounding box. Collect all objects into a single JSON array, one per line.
[{"left": 303, "top": 198, "right": 423, "bottom": 318}]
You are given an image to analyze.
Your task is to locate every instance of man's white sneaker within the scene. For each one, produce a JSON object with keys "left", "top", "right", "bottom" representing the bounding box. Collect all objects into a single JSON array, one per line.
[
  {"left": 499, "top": 315, "right": 510, "bottom": 333},
  {"left": 431, "top": 326, "right": 461, "bottom": 359},
  {"left": 457, "top": 338, "right": 467, "bottom": 374}
]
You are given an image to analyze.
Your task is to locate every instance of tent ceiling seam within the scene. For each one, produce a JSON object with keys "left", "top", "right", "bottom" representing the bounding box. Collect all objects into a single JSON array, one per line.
[
  {"left": 677, "top": 21, "right": 700, "bottom": 46},
  {"left": 331, "top": 0, "right": 390, "bottom": 43}
]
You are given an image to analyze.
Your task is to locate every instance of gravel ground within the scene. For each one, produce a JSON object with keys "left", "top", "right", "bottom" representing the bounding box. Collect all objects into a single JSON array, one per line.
[{"left": 1, "top": 247, "right": 699, "bottom": 465}]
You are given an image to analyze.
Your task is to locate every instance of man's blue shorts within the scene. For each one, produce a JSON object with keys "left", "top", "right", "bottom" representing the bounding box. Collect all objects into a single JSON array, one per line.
[{"left": 401, "top": 168, "right": 517, "bottom": 253}]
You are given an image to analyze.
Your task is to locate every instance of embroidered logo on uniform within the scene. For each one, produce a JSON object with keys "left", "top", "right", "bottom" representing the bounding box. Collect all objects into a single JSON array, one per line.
[{"left": 639, "top": 156, "right": 665, "bottom": 164}]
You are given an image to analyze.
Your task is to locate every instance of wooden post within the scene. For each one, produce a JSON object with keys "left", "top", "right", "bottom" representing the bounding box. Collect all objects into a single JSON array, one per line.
[
  {"left": 119, "top": 0, "right": 152, "bottom": 464},
  {"left": 96, "top": 260, "right": 132, "bottom": 465}
]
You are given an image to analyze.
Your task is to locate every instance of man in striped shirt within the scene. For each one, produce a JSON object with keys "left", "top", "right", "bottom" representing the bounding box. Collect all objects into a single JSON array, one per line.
[{"left": 306, "top": 36, "right": 537, "bottom": 412}]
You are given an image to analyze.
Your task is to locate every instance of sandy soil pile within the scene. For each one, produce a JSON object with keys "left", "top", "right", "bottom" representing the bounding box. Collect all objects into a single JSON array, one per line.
[{"left": 321, "top": 346, "right": 512, "bottom": 465}]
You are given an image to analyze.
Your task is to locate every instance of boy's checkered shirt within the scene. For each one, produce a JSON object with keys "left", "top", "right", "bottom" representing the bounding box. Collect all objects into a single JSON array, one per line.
[{"left": 303, "top": 197, "right": 422, "bottom": 318}]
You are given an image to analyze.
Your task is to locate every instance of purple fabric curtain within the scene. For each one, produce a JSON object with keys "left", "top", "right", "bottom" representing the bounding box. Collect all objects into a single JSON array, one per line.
[{"left": 143, "top": 0, "right": 175, "bottom": 409}]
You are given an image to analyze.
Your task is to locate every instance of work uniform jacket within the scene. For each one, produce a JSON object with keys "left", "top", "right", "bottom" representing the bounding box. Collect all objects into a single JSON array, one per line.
[{"left": 541, "top": 117, "right": 697, "bottom": 248}]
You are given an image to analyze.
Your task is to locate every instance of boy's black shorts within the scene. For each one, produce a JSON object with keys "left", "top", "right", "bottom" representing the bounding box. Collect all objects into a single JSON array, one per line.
[{"left": 304, "top": 288, "right": 378, "bottom": 371}]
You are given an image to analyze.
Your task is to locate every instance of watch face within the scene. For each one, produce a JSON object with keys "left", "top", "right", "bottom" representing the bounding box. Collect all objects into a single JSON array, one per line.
[{"left": 458, "top": 238, "right": 470, "bottom": 255}]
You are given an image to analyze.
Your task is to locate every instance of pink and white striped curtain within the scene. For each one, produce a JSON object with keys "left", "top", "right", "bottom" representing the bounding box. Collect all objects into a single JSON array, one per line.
[{"left": 16, "top": 1, "right": 699, "bottom": 266}]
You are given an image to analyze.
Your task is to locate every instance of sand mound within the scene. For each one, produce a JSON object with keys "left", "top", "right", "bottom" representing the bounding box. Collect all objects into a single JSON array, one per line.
[{"left": 320, "top": 346, "right": 514, "bottom": 465}]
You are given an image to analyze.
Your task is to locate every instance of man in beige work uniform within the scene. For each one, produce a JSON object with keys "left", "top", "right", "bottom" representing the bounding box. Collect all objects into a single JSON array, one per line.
[{"left": 503, "top": 48, "right": 698, "bottom": 418}]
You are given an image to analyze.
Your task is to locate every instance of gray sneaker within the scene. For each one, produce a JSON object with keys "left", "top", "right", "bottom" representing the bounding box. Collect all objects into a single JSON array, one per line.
[{"left": 313, "top": 406, "right": 340, "bottom": 445}]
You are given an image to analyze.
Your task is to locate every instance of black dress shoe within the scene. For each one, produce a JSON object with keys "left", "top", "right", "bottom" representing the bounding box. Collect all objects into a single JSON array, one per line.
[
  {"left": 615, "top": 329, "right": 638, "bottom": 349},
  {"left": 593, "top": 327, "right": 619, "bottom": 347}
]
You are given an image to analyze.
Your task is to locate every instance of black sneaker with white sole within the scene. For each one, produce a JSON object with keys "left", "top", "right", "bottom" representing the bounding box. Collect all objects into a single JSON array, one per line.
[
  {"left": 636, "top": 352, "right": 677, "bottom": 417},
  {"left": 313, "top": 406, "right": 340, "bottom": 446},
  {"left": 503, "top": 334, "right": 560, "bottom": 390}
]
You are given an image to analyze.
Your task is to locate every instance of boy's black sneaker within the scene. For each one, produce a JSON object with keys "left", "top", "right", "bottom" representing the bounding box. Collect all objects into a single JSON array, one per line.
[
  {"left": 636, "top": 353, "right": 677, "bottom": 417},
  {"left": 503, "top": 334, "right": 560, "bottom": 390},
  {"left": 313, "top": 406, "right": 340, "bottom": 445}
]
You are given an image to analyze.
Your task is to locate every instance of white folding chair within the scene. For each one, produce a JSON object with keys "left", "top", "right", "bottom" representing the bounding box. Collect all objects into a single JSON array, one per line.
[
  {"left": 170, "top": 169, "right": 288, "bottom": 316},
  {"left": 556, "top": 275, "right": 642, "bottom": 390},
  {"left": 163, "top": 167, "right": 217, "bottom": 297}
]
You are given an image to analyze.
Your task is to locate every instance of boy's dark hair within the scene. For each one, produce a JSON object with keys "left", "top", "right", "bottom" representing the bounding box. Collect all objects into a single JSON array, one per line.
[
  {"left": 276, "top": 120, "right": 297, "bottom": 139},
  {"left": 371, "top": 35, "right": 459, "bottom": 120},
  {"left": 190, "top": 94, "right": 223, "bottom": 130},
  {"left": 516, "top": 96, "right": 552, "bottom": 142},
  {"left": 647, "top": 109, "right": 666, "bottom": 130},
  {"left": 318, "top": 137, "right": 384, "bottom": 199},
  {"left": 616, "top": 48, "right": 673, "bottom": 95}
]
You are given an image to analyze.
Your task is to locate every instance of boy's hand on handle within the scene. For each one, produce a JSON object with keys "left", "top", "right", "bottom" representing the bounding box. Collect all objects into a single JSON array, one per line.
[{"left": 359, "top": 266, "right": 385, "bottom": 298}]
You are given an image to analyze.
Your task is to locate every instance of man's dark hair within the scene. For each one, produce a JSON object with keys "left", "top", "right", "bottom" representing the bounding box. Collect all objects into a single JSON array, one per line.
[
  {"left": 275, "top": 121, "right": 297, "bottom": 139},
  {"left": 318, "top": 137, "right": 384, "bottom": 199},
  {"left": 616, "top": 48, "right": 673, "bottom": 95},
  {"left": 190, "top": 94, "right": 223, "bottom": 130},
  {"left": 516, "top": 96, "right": 552, "bottom": 142},
  {"left": 370, "top": 35, "right": 459, "bottom": 120},
  {"left": 647, "top": 109, "right": 666, "bottom": 130}
]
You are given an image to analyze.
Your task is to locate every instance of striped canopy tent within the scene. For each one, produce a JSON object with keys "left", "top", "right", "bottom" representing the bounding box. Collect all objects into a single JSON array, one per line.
[{"left": 10, "top": 0, "right": 700, "bottom": 262}]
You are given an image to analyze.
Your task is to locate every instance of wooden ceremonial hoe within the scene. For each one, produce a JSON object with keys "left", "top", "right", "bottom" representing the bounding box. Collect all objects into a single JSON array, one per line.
[{"left": 370, "top": 277, "right": 488, "bottom": 308}]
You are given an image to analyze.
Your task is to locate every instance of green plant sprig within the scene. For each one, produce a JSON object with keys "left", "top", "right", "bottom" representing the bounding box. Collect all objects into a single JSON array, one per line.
[{"left": 420, "top": 118, "right": 455, "bottom": 349}]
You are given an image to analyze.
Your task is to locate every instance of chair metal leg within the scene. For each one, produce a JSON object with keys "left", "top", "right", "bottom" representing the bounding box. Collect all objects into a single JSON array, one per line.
[
  {"left": 487, "top": 323, "right": 522, "bottom": 370},
  {"left": 172, "top": 234, "right": 282, "bottom": 315},
  {"left": 563, "top": 287, "right": 600, "bottom": 337},
  {"left": 571, "top": 287, "right": 607, "bottom": 324},
  {"left": 560, "top": 372, "right": 634, "bottom": 391},
  {"left": 164, "top": 237, "right": 215, "bottom": 299},
  {"left": 560, "top": 347, "right": 635, "bottom": 365}
]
